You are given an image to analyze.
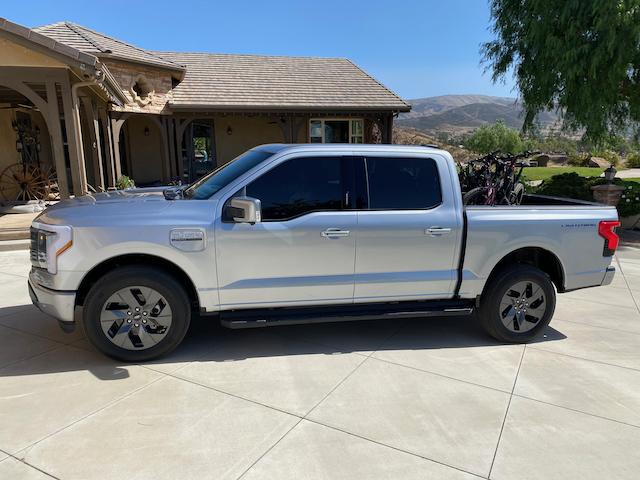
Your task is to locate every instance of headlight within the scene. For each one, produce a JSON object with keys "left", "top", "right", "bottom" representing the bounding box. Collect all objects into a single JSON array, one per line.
[{"left": 30, "top": 224, "right": 73, "bottom": 274}]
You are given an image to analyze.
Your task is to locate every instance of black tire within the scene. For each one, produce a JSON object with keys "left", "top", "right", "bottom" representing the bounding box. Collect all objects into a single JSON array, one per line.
[
  {"left": 478, "top": 264, "right": 556, "bottom": 343},
  {"left": 463, "top": 187, "right": 486, "bottom": 205},
  {"left": 83, "top": 266, "right": 191, "bottom": 362}
]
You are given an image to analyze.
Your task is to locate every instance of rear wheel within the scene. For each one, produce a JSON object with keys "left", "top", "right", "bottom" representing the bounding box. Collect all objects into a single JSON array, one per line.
[
  {"left": 478, "top": 265, "right": 555, "bottom": 342},
  {"left": 463, "top": 187, "right": 486, "bottom": 205},
  {"left": 83, "top": 266, "right": 191, "bottom": 362}
]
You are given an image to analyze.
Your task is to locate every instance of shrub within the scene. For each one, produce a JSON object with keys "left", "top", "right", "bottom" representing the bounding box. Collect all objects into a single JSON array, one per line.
[
  {"left": 567, "top": 152, "right": 591, "bottom": 167},
  {"left": 535, "top": 173, "right": 593, "bottom": 200},
  {"left": 616, "top": 182, "right": 640, "bottom": 217},
  {"left": 626, "top": 152, "right": 640, "bottom": 168},
  {"left": 116, "top": 175, "right": 135, "bottom": 190},
  {"left": 535, "top": 173, "right": 640, "bottom": 216},
  {"left": 464, "top": 120, "right": 525, "bottom": 154}
]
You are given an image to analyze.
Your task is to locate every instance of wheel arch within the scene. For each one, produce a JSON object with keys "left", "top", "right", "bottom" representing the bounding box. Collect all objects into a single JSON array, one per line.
[
  {"left": 483, "top": 246, "right": 565, "bottom": 295},
  {"left": 75, "top": 254, "right": 201, "bottom": 311}
]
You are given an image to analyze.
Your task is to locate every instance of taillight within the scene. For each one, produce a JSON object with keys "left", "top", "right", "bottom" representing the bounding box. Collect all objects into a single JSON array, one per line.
[{"left": 598, "top": 220, "right": 620, "bottom": 256}]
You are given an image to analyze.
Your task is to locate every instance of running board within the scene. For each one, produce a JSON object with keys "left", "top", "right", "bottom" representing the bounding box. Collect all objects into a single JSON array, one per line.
[{"left": 220, "top": 300, "right": 475, "bottom": 329}]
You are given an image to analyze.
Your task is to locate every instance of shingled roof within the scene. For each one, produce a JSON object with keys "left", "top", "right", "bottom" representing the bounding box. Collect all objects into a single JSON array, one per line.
[
  {"left": 31, "top": 21, "right": 409, "bottom": 112},
  {"left": 156, "top": 52, "right": 410, "bottom": 111},
  {"left": 33, "top": 22, "right": 184, "bottom": 71}
]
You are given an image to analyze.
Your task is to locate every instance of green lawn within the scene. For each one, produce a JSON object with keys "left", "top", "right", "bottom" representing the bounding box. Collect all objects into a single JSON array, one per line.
[{"left": 523, "top": 167, "right": 604, "bottom": 181}]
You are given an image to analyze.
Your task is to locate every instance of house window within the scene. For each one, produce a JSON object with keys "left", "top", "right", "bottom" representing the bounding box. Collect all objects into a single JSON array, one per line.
[{"left": 309, "top": 119, "right": 364, "bottom": 144}]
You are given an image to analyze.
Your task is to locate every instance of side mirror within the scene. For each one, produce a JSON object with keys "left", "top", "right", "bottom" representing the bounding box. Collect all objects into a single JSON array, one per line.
[{"left": 226, "top": 196, "right": 261, "bottom": 224}]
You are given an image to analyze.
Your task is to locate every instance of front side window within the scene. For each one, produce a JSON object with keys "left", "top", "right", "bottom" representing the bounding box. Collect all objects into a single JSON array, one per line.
[
  {"left": 309, "top": 119, "right": 364, "bottom": 143},
  {"left": 246, "top": 157, "right": 343, "bottom": 221},
  {"left": 366, "top": 157, "right": 442, "bottom": 209}
]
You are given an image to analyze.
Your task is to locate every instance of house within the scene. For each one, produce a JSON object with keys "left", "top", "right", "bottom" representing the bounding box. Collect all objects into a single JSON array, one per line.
[{"left": 0, "top": 18, "right": 410, "bottom": 200}]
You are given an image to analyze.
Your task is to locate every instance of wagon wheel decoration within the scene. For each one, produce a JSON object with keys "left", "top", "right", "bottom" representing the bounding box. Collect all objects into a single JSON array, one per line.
[
  {"left": 0, "top": 163, "right": 59, "bottom": 202},
  {"left": 38, "top": 165, "right": 60, "bottom": 201}
]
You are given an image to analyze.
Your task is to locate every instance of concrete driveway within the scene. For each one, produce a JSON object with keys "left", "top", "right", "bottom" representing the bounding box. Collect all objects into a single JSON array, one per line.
[{"left": 1, "top": 248, "right": 640, "bottom": 479}]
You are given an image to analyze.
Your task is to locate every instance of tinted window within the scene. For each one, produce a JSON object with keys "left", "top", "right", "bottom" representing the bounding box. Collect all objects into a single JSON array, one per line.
[
  {"left": 366, "top": 157, "right": 441, "bottom": 209},
  {"left": 246, "top": 157, "right": 343, "bottom": 221},
  {"left": 185, "top": 149, "right": 273, "bottom": 200}
]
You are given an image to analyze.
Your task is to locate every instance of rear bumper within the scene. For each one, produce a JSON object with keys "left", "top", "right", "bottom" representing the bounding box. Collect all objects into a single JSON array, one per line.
[
  {"left": 28, "top": 272, "right": 76, "bottom": 324},
  {"left": 601, "top": 266, "right": 616, "bottom": 286}
]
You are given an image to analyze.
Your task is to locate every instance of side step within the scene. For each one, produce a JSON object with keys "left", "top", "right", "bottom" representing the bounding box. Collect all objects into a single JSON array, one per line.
[{"left": 220, "top": 300, "right": 474, "bottom": 329}]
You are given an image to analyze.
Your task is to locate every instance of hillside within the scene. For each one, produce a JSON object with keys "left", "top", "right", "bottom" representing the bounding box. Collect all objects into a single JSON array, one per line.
[{"left": 398, "top": 94, "right": 560, "bottom": 136}]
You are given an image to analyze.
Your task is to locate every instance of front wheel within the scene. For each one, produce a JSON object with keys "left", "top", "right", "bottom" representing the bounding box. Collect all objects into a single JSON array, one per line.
[
  {"left": 477, "top": 265, "right": 556, "bottom": 343},
  {"left": 82, "top": 266, "right": 191, "bottom": 362}
]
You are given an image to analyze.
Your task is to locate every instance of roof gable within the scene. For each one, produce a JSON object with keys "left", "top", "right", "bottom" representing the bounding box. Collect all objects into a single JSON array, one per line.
[{"left": 34, "top": 21, "right": 184, "bottom": 71}]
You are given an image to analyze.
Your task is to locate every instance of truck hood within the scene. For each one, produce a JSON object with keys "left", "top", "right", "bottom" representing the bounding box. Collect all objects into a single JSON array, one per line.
[{"left": 36, "top": 187, "right": 176, "bottom": 226}]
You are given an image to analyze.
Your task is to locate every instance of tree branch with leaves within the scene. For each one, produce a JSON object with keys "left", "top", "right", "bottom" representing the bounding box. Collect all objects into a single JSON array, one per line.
[{"left": 484, "top": 0, "right": 640, "bottom": 142}]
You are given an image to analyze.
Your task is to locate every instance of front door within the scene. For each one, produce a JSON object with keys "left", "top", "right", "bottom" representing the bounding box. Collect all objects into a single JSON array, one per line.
[
  {"left": 215, "top": 155, "right": 356, "bottom": 308},
  {"left": 354, "top": 155, "right": 462, "bottom": 302}
]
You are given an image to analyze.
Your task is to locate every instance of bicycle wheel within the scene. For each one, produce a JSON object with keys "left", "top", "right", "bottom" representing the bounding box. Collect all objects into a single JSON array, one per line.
[{"left": 463, "top": 187, "right": 486, "bottom": 205}]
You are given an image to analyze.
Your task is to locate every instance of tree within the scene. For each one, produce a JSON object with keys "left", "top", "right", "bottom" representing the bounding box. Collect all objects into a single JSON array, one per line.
[
  {"left": 464, "top": 120, "right": 525, "bottom": 153},
  {"left": 484, "top": 0, "right": 640, "bottom": 142}
]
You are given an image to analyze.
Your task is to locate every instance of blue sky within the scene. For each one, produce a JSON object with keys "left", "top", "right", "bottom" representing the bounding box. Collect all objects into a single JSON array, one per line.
[{"left": 3, "top": 0, "right": 516, "bottom": 100}]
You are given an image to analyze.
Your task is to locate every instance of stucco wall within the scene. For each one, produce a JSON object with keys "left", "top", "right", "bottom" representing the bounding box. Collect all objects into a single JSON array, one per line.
[
  {"left": 214, "top": 115, "right": 309, "bottom": 165},
  {"left": 124, "top": 115, "right": 164, "bottom": 185},
  {"left": 0, "top": 37, "right": 65, "bottom": 68}
]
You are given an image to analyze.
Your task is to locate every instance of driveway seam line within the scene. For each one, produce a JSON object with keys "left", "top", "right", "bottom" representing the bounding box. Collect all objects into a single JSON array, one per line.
[
  {"left": 302, "top": 417, "right": 488, "bottom": 479},
  {"left": 553, "top": 318, "right": 640, "bottom": 336},
  {"left": 0, "top": 453, "right": 60, "bottom": 479},
  {"left": 511, "top": 393, "right": 640, "bottom": 430},
  {"left": 235, "top": 418, "right": 304, "bottom": 480},
  {"left": 303, "top": 352, "right": 370, "bottom": 419},
  {"left": 364, "top": 355, "right": 513, "bottom": 394},
  {"left": 616, "top": 256, "right": 640, "bottom": 314},
  {"left": 527, "top": 344, "right": 640, "bottom": 373},
  {"left": 487, "top": 344, "right": 526, "bottom": 479},
  {"left": 164, "top": 371, "right": 303, "bottom": 418},
  {"left": 13, "top": 374, "right": 167, "bottom": 458}
]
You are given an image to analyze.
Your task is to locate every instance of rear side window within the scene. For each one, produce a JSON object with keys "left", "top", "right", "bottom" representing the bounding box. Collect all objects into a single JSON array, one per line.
[
  {"left": 365, "top": 157, "right": 442, "bottom": 209},
  {"left": 246, "top": 156, "right": 342, "bottom": 221}
]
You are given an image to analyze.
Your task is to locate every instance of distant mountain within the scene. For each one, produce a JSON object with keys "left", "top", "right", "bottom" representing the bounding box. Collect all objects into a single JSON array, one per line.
[{"left": 398, "top": 94, "right": 560, "bottom": 135}]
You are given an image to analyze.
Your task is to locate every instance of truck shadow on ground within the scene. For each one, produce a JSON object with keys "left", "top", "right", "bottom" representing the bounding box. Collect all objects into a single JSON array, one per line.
[{"left": 0, "top": 305, "right": 567, "bottom": 380}]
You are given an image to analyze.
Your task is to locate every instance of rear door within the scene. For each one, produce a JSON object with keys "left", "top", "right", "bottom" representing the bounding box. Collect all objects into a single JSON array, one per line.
[
  {"left": 354, "top": 154, "right": 462, "bottom": 302},
  {"left": 215, "top": 155, "right": 357, "bottom": 308}
]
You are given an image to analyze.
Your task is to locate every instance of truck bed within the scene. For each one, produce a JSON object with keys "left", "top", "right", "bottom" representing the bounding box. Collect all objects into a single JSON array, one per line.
[{"left": 459, "top": 195, "right": 618, "bottom": 298}]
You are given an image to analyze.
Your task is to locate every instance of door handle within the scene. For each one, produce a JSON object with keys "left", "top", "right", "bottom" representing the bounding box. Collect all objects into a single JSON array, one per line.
[
  {"left": 425, "top": 226, "right": 452, "bottom": 236},
  {"left": 321, "top": 228, "right": 350, "bottom": 238}
]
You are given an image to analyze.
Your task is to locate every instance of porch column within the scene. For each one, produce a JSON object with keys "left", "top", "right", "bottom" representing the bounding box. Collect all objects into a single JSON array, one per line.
[
  {"left": 60, "top": 78, "right": 87, "bottom": 195},
  {"left": 81, "top": 97, "right": 105, "bottom": 191},
  {"left": 44, "top": 80, "right": 70, "bottom": 198},
  {"left": 110, "top": 115, "right": 129, "bottom": 181},
  {"left": 98, "top": 107, "right": 116, "bottom": 188},
  {"left": 166, "top": 118, "right": 178, "bottom": 179},
  {"left": 381, "top": 113, "right": 394, "bottom": 144}
]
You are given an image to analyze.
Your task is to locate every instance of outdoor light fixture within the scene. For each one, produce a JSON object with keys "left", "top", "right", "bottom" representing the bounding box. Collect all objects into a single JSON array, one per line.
[
  {"left": 227, "top": 125, "right": 233, "bottom": 135},
  {"left": 144, "top": 126, "right": 150, "bottom": 136},
  {"left": 15, "top": 140, "right": 22, "bottom": 152},
  {"left": 604, "top": 165, "right": 617, "bottom": 183}
]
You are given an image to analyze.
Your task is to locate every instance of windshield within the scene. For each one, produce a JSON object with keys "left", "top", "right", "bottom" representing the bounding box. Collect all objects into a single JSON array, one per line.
[{"left": 184, "top": 149, "right": 274, "bottom": 200}]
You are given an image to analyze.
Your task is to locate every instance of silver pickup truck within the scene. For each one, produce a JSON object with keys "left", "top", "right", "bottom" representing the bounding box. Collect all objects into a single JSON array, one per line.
[{"left": 28, "top": 144, "right": 619, "bottom": 361}]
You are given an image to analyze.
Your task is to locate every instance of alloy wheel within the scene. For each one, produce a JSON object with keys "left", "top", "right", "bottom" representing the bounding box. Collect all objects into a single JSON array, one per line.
[
  {"left": 100, "top": 286, "right": 172, "bottom": 350},
  {"left": 499, "top": 280, "right": 546, "bottom": 333}
]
